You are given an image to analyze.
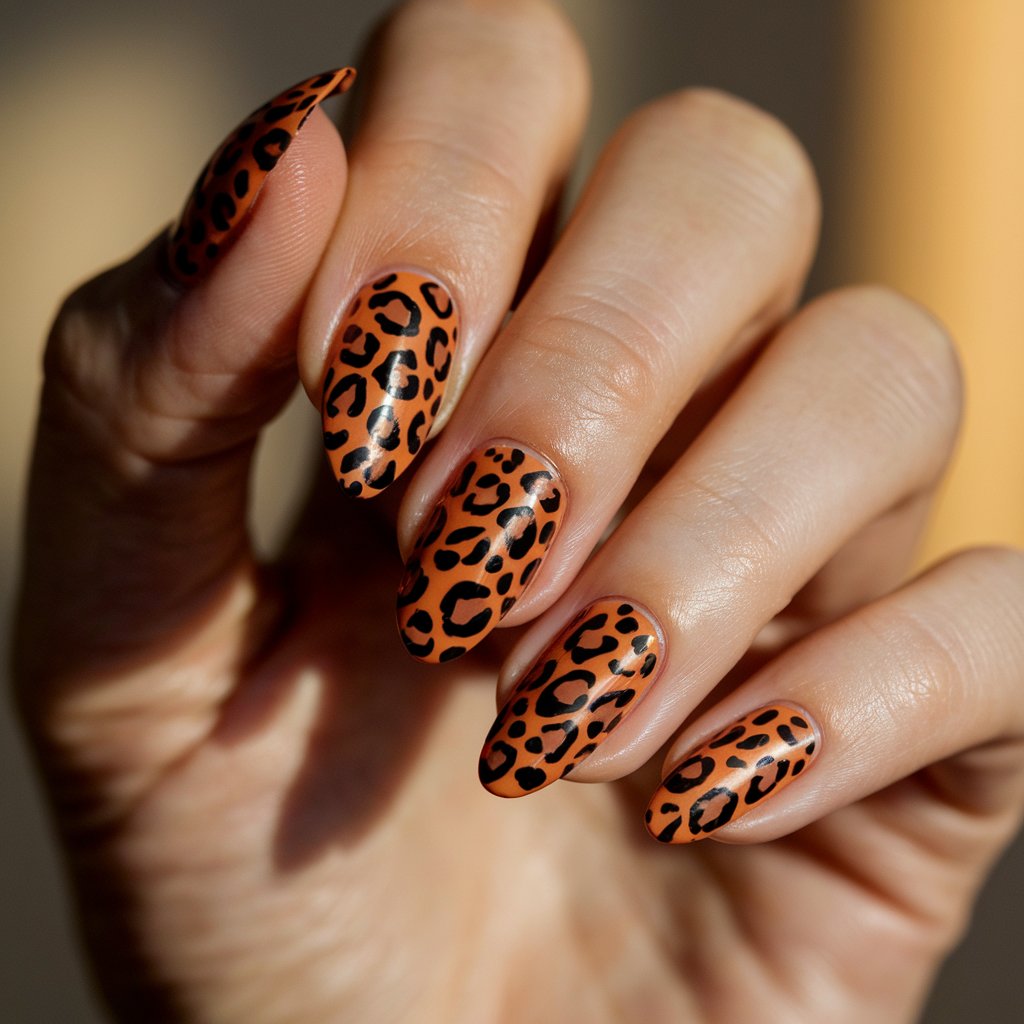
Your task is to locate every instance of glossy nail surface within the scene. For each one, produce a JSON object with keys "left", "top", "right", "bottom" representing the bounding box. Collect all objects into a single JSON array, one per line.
[
  {"left": 322, "top": 271, "right": 458, "bottom": 497},
  {"left": 397, "top": 444, "right": 564, "bottom": 664},
  {"left": 479, "top": 599, "right": 662, "bottom": 797},
  {"left": 165, "top": 67, "right": 356, "bottom": 285},
  {"left": 646, "top": 703, "right": 818, "bottom": 844}
]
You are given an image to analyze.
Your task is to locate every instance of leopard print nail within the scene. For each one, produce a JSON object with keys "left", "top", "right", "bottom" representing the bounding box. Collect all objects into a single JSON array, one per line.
[
  {"left": 322, "top": 271, "right": 458, "bottom": 497},
  {"left": 646, "top": 703, "right": 818, "bottom": 844},
  {"left": 165, "top": 67, "right": 356, "bottom": 285},
  {"left": 479, "top": 599, "right": 662, "bottom": 797},
  {"left": 397, "top": 444, "right": 565, "bottom": 664}
]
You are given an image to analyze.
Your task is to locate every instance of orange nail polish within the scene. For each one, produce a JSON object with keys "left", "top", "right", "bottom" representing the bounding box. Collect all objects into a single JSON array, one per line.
[
  {"left": 645, "top": 703, "right": 818, "bottom": 844},
  {"left": 165, "top": 67, "right": 356, "bottom": 285},
  {"left": 397, "top": 444, "right": 565, "bottom": 664},
  {"left": 479, "top": 599, "right": 662, "bottom": 797},
  {"left": 322, "top": 272, "right": 458, "bottom": 497}
]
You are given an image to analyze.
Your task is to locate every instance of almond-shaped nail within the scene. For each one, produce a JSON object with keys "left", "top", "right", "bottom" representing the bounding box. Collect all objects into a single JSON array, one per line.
[
  {"left": 322, "top": 271, "right": 458, "bottom": 496},
  {"left": 645, "top": 703, "right": 818, "bottom": 844},
  {"left": 165, "top": 67, "right": 356, "bottom": 286},
  {"left": 397, "top": 444, "right": 565, "bottom": 664},
  {"left": 479, "top": 599, "right": 662, "bottom": 797}
]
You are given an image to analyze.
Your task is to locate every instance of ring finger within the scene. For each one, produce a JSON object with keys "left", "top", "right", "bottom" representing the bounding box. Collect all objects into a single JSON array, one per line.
[{"left": 479, "top": 286, "right": 962, "bottom": 796}]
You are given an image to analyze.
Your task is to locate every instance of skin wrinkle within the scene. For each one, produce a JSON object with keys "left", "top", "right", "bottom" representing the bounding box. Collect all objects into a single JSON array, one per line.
[{"left": 12, "top": 0, "right": 1024, "bottom": 1018}]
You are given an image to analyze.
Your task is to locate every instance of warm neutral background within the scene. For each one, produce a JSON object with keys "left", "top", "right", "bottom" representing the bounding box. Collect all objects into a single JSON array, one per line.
[{"left": 2, "top": 1, "right": 1022, "bottom": 1020}]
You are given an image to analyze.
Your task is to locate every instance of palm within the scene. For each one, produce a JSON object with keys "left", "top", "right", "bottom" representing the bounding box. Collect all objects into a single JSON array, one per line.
[{"left": 55, "top": 483, "right": 989, "bottom": 1024}]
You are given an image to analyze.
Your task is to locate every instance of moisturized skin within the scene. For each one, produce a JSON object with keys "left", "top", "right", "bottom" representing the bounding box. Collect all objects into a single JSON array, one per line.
[
  {"left": 17, "top": 0, "right": 1024, "bottom": 1019},
  {"left": 479, "top": 599, "right": 661, "bottom": 796},
  {"left": 165, "top": 67, "right": 356, "bottom": 286},
  {"left": 397, "top": 444, "right": 564, "bottom": 663},
  {"left": 321, "top": 271, "right": 458, "bottom": 497},
  {"left": 646, "top": 704, "right": 819, "bottom": 844}
]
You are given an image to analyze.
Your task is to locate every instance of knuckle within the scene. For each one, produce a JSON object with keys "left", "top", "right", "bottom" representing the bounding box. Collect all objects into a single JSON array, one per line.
[
  {"left": 944, "top": 545, "right": 1024, "bottom": 604},
  {"left": 621, "top": 87, "right": 820, "bottom": 231},
  {"left": 384, "top": 0, "right": 589, "bottom": 105},
  {"left": 44, "top": 284, "right": 125, "bottom": 411},
  {"left": 679, "top": 468, "right": 788, "bottom": 599},
  {"left": 813, "top": 285, "right": 964, "bottom": 448},
  {"left": 526, "top": 284, "right": 680, "bottom": 423}
]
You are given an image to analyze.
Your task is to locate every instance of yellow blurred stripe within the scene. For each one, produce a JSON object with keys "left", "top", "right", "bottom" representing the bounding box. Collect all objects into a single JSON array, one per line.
[{"left": 841, "top": 0, "right": 1024, "bottom": 559}]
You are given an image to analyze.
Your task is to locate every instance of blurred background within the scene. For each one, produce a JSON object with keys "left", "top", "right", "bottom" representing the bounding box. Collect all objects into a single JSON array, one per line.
[{"left": 2, "top": 0, "right": 1022, "bottom": 1019}]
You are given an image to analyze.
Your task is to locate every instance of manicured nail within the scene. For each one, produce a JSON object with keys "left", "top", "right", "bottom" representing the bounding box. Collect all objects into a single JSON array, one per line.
[
  {"left": 645, "top": 703, "right": 818, "bottom": 844},
  {"left": 397, "top": 444, "right": 565, "bottom": 664},
  {"left": 321, "top": 271, "right": 458, "bottom": 497},
  {"left": 479, "top": 599, "right": 662, "bottom": 797},
  {"left": 165, "top": 67, "right": 356, "bottom": 286}
]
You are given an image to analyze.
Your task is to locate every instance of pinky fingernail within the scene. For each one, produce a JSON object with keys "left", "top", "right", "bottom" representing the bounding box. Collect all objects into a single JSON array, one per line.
[
  {"left": 164, "top": 66, "right": 356, "bottom": 286},
  {"left": 645, "top": 703, "right": 818, "bottom": 845}
]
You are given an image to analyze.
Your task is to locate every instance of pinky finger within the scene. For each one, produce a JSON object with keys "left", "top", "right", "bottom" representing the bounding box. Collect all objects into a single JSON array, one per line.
[{"left": 645, "top": 546, "right": 1024, "bottom": 851}]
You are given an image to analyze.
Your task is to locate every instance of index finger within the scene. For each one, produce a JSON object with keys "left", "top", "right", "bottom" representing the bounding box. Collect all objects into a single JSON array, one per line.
[{"left": 298, "top": 0, "right": 590, "bottom": 496}]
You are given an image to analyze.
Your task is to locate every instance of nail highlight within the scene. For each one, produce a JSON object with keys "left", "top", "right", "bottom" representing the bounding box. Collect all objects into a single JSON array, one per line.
[
  {"left": 322, "top": 271, "right": 458, "bottom": 497},
  {"left": 479, "top": 599, "right": 662, "bottom": 797},
  {"left": 397, "top": 444, "right": 565, "bottom": 664},
  {"left": 165, "top": 67, "right": 356, "bottom": 286},
  {"left": 645, "top": 703, "right": 818, "bottom": 844}
]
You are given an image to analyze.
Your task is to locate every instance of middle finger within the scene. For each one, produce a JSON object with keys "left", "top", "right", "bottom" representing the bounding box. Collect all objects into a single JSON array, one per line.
[{"left": 397, "top": 89, "right": 820, "bottom": 662}]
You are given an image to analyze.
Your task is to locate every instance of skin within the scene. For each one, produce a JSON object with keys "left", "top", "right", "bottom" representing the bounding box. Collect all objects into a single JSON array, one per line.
[{"left": 11, "top": 1, "right": 1024, "bottom": 1022}]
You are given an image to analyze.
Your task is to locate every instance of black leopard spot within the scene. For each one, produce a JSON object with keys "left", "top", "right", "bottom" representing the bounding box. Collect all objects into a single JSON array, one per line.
[
  {"left": 736, "top": 733, "right": 770, "bottom": 750},
  {"left": 371, "top": 350, "right": 419, "bottom": 400},
  {"left": 326, "top": 372, "right": 367, "bottom": 418},
  {"left": 366, "top": 405, "right": 401, "bottom": 450},
  {"left": 479, "top": 741, "right": 517, "bottom": 783},
  {"left": 433, "top": 550, "right": 460, "bottom": 571},
  {"left": 709, "top": 726, "right": 746, "bottom": 749},
  {"left": 497, "top": 507, "right": 537, "bottom": 559},
  {"left": 540, "top": 720, "right": 579, "bottom": 763},
  {"left": 407, "top": 410, "right": 427, "bottom": 454},
  {"left": 690, "top": 785, "right": 739, "bottom": 835},
  {"left": 445, "top": 525, "right": 486, "bottom": 545},
  {"left": 420, "top": 280, "right": 454, "bottom": 318},
  {"left": 210, "top": 192, "right": 237, "bottom": 232},
  {"left": 665, "top": 754, "right": 715, "bottom": 794},
  {"left": 463, "top": 481, "right": 512, "bottom": 515},
  {"left": 369, "top": 289, "right": 421, "bottom": 337},
  {"left": 744, "top": 760, "right": 790, "bottom": 804},
  {"left": 439, "top": 580, "right": 494, "bottom": 638},
  {"left": 514, "top": 766, "right": 547, "bottom": 791},
  {"left": 535, "top": 670, "right": 595, "bottom": 717},
  {"left": 339, "top": 328, "right": 380, "bottom": 368},
  {"left": 252, "top": 127, "right": 291, "bottom": 171}
]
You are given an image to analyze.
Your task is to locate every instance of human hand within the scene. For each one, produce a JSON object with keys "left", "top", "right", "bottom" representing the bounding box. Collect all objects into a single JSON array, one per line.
[{"left": 13, "top": 2, "right": 1024, "bottom": 1022}]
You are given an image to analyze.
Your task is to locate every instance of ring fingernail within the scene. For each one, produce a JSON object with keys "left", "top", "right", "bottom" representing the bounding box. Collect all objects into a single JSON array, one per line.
[
  {"left": 645, "top": 703, "right": 818, "bottom": 844},
  {"left": 165, "top": 67, "right": 356, "bottom": 286},
  {"left": 322, "top": 272, "right": 459, "bottom": 497},
  {"left": 479, "top": 599, "right": 662, "bottom": 797},
  {"left": 397, "top": 443, "right": 565, "bottom": 664}
]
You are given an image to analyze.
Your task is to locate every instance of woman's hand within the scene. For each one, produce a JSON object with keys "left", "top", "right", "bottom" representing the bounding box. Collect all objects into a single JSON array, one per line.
[{"left": 13, "top": 1, "right": 1024, "bottom": 1021}]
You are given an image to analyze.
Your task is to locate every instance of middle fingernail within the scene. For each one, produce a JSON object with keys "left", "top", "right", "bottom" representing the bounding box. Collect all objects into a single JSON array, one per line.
[
  {"left": 322, "top": 270, "right": 458, "bottom": 497},
  {"left": 479, "top": 599, "right": 663, "bottom": 797},
  {"left": 397, "top": 443, "right": 565, "bottom": 663}
]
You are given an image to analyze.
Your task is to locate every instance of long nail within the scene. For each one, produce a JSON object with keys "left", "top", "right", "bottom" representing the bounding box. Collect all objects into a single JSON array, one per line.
[
  {"left": 322, "top": 271, "right": 458, "bottom": 497},
  {"left": 165, "top": 67, "right": 356, "bottom": 286},
  {"left": 397, "top": 443, "right": 565, "bottom": 664},
  {"left": 645, "top": 703, "right": 818, "bottom": 844},
  {"left": 479, "top": 599, "right": 662, "bottom": 797}
]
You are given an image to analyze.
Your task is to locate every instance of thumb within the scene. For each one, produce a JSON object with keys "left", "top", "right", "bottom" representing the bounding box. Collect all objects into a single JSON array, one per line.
[{"left": 14, "top": 70, "right": 352, "bottom": 775}]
